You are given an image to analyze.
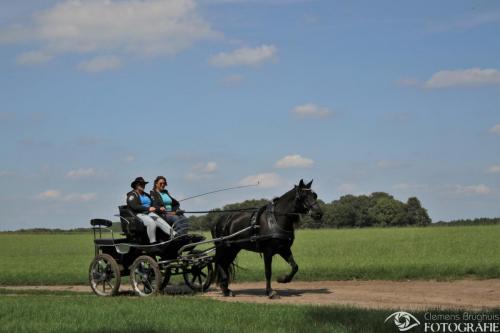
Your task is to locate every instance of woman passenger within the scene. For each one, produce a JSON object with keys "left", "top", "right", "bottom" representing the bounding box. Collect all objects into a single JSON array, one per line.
[
  {"left": 150, "top": 176, "right": 189, "bottom": 235},
  {"left": 126, "top": 177, "right": 176, "bottom": 243}
]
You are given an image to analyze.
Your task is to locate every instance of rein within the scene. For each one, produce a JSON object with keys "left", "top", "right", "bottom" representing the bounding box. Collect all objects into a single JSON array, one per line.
[{"left": 183, "top": 208, "right": 258, "bottom": 214}]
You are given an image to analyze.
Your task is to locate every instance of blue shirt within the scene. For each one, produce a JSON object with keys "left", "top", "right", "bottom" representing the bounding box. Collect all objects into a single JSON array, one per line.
[
  {"left": 139, "top": 194, "right": 152, "bottom": 208},
  {"left": 160, "top": 192, "right": 173, "bottom": 211}
]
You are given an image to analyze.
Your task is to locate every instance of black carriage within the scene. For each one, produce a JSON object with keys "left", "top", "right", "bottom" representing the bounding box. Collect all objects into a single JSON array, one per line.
[{"left": 88, "top": 206, "right": 214, "bottom": 296}]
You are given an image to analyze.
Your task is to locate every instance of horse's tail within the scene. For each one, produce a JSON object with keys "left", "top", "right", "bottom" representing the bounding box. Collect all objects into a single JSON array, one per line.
[{"left": 211, "top": 214, "right": 236, "bottom": 284}]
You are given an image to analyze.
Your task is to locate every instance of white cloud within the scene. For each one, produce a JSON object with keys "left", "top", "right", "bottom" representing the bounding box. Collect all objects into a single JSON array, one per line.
[
  {"left": 487, "top": 165, "right": 500, "bottom": 174},
  {"left": 37, "top": 189, "right": 62, "bottom": 200},
  {"left": 65, "top": 168, "right": 97, "bottom": 179},
  {"left": 275, "top": 154, "right": 314, "bottom": 168},
  {"left": 424, "top": 68, "right": 500, "bottom": 88},
  {"left": 185, "top": 161, "right": 218, "bottom": 181},
  {"left": 63, "top": 193, "right": 97, "bottom": 202},
  {"left": 36, "top": 189, "right": 96, "bottom": 202},
  {"left": 292, "top": 103, "right": 331, "bottom": 118},
  {"left": 1, "top": 0, "right": 217, "bottom": 65},
  {"left": 199, "top": 161, "right": 218, "bottom": 173},
  {"left": 202, "top": 0, "right": 313, "bottom": 4},
  {"left": 16, "top": 51, "right": 53, "bottom": 65},
  {"left": 452, "top": 184, "right": 492, "bottom": 195},
  {"left": 490, "top": 124, "right": 500, "bottom": 134},
  {"left": 210, "top": 44, "right": 277, "bottom": 67},
  {"left": 238, "top": 172, "right": 284, "bottom": 188},
  {"left": 78, "top": 55, "right": 121, "bottom": 72}
]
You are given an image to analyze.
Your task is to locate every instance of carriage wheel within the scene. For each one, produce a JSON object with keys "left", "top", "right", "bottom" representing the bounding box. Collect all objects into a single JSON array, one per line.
[
  {"left": 183, "top": 261, "right": 213, "bottom": 292},
  {"left": 89, "top": 253, "right": 121, "bottom": 296},
  {"left": 130, "top": 256, "right": 161, "bottom": 297}
]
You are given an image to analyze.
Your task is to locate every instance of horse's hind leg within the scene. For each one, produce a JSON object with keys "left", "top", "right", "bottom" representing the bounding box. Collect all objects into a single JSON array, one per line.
[{"left": 277, "top": 248, "right": 298, "bottom": 284}]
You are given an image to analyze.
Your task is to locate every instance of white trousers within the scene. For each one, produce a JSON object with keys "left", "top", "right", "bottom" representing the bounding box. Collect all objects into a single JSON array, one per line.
[{"left": 136, "top": 212, "right": 176, "bottom": 243}]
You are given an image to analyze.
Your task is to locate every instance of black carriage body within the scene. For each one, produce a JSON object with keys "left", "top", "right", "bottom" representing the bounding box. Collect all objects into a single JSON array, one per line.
[{"left": 89, "top": 208, "right": 213, "bottom": 296}]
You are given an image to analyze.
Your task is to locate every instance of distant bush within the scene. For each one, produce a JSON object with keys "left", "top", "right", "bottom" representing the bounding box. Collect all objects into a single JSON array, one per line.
[
  {"left": 432, "top": 217, "right": 500, "bottom": 226},
  {"left": 4, "top": 195, "right": 497, "bottom": 233},
  {"left": 186, "top": 192, "right": 433, "bottom": 230},
  {"left": 1, "top": 228, "right": 93, "bottom": 234}
]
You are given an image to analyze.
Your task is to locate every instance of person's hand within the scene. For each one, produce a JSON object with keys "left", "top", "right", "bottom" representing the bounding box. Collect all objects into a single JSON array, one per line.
[
  {"left": 176, "top": 209, "right": 185, "bottom": 215},
  {"left": 160, "top": 207, "right": 166, "bottom": 212},
  {"left": 149, "top": 207, "right": 156, "bottom": 212}
]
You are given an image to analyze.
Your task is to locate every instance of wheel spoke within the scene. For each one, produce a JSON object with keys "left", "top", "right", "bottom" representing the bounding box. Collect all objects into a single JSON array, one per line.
[
  {"left": 145, "top": 282, "right": 153, "bottom": 294},
  {"left": 200, "top": 271, "right": 207, "bottom": 278}
]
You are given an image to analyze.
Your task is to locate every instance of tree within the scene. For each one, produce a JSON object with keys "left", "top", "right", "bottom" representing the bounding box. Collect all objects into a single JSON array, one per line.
[
  {"left": 367, "top": 197, "right": 407, "bottom": 226},
  {"left": 405, "top": 197, "right": 431, "bottom": 225},
  {"left": 186, "top": 193, "right": 432, "bottom": 230}
]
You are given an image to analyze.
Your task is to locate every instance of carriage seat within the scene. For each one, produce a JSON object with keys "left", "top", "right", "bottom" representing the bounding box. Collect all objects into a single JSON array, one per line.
[
  {"left": 118, "top": 205, "right": 148, "bottom": 243},
  {"left": 94, "top": 238, "right": 127, "bottom": 246},
  {"left": 90, "top": 219, "right": 112, "bottom": 227}
]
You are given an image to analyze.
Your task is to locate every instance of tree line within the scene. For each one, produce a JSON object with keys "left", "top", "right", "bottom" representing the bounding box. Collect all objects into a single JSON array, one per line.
[
  {"left": 5, "top": 195, "right": 500, "bottom": 233},
  {"left": 187, "top": 192, "right": 433, "bottom": 230}
]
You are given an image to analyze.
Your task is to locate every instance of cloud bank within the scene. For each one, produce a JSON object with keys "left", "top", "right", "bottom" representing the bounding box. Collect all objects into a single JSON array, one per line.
[
  {"left": 0, "top": 0, "right": 218, "bottom": 66},
  {"left": 275, "top": 154, "right": 314, "bottom": 168},
  {"left": 424, "top": 68, "right": 500, "bottom": 88},
  {"left": 210, "top": 45, "right": 277, "bottom": 67}
]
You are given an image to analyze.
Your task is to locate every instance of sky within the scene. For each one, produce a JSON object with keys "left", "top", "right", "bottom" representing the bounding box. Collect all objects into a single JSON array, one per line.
[{"left": 0, "top": 0, "right": 499, "bottom": 230}]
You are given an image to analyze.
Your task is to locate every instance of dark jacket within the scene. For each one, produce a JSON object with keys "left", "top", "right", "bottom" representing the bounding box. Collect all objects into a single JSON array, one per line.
[
  {"left": 126, "top": 190, "right": 152, "bottom": 214},
  {"left": 150, "top": 189, "right": 180, "bottom": 212}
]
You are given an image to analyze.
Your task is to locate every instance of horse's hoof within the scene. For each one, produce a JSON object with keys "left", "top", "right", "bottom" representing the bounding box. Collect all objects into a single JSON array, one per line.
[
  {"left": 277, "top": 276, "right": 291, "bottom": 284},
  {"left": 223, "top": 290, "right": 235, "bottom": 297},
  {"left": 268, "top": 291, "right": 280, "bottom": 299}
]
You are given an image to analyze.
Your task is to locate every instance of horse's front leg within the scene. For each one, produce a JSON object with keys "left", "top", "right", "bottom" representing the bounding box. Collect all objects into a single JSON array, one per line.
[
  {"left": 263, "top": 251, "right": 279, "bottom": 299},
  {"left": 277, "top": 248, "right": 298, "bottom": 283}
]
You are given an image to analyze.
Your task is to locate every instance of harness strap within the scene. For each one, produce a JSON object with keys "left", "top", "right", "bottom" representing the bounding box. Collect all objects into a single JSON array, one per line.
[{"left": 220, "top": 201, "right": 295, "bottom": 247}]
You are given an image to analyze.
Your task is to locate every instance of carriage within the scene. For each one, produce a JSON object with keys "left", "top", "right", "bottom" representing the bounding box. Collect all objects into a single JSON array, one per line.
[
  {"left": 88, "top": 205, "right": 215, "bottom": 296},
  {"left": 89, "top": 180, "right": 322, "bottom": 298}
]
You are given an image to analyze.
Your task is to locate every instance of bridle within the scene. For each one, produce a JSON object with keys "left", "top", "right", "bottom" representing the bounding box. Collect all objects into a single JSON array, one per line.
[{"left": 294, "top": 187, "right": 319, "bottom": 214}]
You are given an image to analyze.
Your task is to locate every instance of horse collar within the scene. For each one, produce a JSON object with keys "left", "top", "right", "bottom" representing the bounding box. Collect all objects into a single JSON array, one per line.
[{"left": 265, "top": 202, "right": 293, "bottom": 238}]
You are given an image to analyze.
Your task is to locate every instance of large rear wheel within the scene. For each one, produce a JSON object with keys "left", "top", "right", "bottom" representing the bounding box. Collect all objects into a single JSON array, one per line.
[
  {"left": 130, "top": 255, "right": 161, "bottom": 296},
  {"left": 89, "top": 253, "right": 121, "bottom": 296},
  {"left": 183, "top": 261, "right": 213, "bottom": 292}
]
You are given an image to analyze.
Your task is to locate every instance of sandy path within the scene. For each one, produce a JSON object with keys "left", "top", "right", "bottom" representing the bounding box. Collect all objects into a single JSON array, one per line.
[{"left": 3, "top": 280, "right": 500, "bottom": 310}]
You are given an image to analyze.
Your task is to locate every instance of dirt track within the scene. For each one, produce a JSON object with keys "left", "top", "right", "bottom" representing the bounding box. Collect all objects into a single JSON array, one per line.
[{"left": 4, "top": 279, "right": 500, "bottom": 310}]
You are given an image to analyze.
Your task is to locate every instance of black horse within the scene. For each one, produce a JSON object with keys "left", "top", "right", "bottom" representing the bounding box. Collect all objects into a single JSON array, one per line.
[{"left": 211, "top": 179, "right": 323, "bottom": 299}]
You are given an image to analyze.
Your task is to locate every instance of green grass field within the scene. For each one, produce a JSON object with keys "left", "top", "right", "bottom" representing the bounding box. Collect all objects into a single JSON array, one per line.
[
  {"left": 1, "top": 290, "right": 495, "bottom": 333},
  {"left": 0, "top": 225, "right": 499, "bottom": 285}
]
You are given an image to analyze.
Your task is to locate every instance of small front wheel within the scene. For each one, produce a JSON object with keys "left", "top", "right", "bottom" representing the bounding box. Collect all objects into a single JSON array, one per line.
[
  {"left": 89, "top": 253, "right": 121, "bottom": 296},
  {"left": 130, "top": 255, "right": 161, "bottom": 296},
  {"left": 183, "top": 261, "right": 213, "bottom": 292}
]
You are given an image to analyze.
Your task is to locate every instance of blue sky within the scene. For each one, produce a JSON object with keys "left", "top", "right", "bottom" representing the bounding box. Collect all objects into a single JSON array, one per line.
[{"left": 0, "top": 0, "right": 499, "bottom": 230}]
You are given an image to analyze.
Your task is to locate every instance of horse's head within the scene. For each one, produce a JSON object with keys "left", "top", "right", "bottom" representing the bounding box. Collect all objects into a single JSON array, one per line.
[{"left": 295, "top": 179, "right": 323, "bottom": 221}]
